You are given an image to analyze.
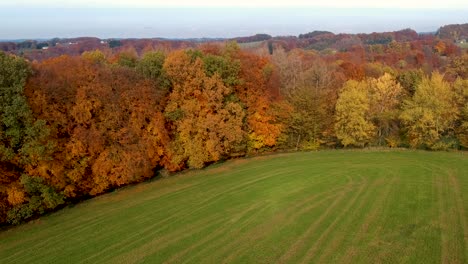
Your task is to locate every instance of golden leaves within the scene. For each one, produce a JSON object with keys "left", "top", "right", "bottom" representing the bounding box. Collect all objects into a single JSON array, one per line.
[
  {"left": 6, "top": 187, "right": 25, "bottom": 206},
  {"left": 335, "top": 80, "right": 375, "bottom": 147}
]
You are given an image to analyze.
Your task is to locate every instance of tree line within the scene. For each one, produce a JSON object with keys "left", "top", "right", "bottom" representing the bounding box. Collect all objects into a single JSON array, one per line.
[{"left": 0, "top": 40, "right": 467, "bottom": 225}]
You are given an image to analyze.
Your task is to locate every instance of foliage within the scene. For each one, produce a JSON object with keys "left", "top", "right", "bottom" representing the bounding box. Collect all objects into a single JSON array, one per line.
[
  {"left": 400, "top": 73, "right": 459, "bottom": 148},
  {"left": 136, "top": 51, "right": 170, "bottom": 89},
  {"left": 163, "top": 50, "right": 245, "bottom": 168},
  {"left": 0, "top": 52, "right": 52, "bottom": 166},
  {"left": 108, "top": 39, "right": 122, "bottom": 48},
  {"left": 7, "top": 175, "right": 64, "bottom": 224},
  {"left": 396, "top": 69, "right": 423, "bottom": 96},
  {"left": 25, "top": 55, "right": 172, "bottom": 198},
  {"left": 335, "top": 80, "right": 375, "bottom": 147},
  {"left": 234, "top": 49, "right": 284, "bottom": 151},
  {"left": 1, "top": 33, "right": 468, "bottom": 226},
  {"left": 82, "top": 50, "right": 106, "bottom": 64},
  {"left": 0, "top": 52, "right": 54, "bottom": 224},
  {"left": 299, "top": 31, "right": 333, "bottom": 39},
  {"left": 280, "top": 59, "right": 340, "bottom": 148},
  {"left": 453, "top": 78, "right": 468, "bottom": 148},
  {"left": 368, "top": 73, "right": 403, "bottom": 145},
  {"left": 202, "top": 54, "right": 241, "bottom": 86},
  {"left": 115, "top": 48, "right": 138, "bottom": 68}
]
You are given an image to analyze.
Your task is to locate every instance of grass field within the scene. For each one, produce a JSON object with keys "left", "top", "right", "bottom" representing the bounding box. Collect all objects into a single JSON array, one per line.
[{"left": 0, "top": 150, "right": 467, "bottom": 264}]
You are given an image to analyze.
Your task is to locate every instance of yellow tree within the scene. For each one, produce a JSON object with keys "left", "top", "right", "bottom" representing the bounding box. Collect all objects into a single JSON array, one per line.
[
  {"left": 368, "top": 73, "right": 403, "bottom": 146},
  {"left": 453, "top": 78, "right": 468, "bottom": 148},
  {"left": 335, "top": 80, "right": 375, "bottom": 147},
  {"left": 400, "top": 73, "right": 459, "bottom": 149}
]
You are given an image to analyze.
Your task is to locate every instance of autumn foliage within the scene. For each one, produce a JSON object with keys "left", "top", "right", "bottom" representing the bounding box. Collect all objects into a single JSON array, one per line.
[
  {"left": 25, "top": 56, "right": 172, "bottom": 197},
  {"left": 1, "top": 30, "right": 467, "bottom": 225},
  {"left": 163, "top": 50, "right": 245, "bottom": 168}
]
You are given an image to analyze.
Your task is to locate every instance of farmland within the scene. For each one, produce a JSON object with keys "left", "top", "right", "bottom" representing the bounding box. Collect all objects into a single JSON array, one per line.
[{"left": 0, "top": 150, "right": 467, "bottom": 263}]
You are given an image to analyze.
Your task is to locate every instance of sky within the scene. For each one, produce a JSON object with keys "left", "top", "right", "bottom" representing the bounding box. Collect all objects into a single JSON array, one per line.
[
  {"left": 2, "top": 0, "right": 468, "bottom": 8},
  {"left": 0, "top": 1, "right": 467, "bottom": 39}
]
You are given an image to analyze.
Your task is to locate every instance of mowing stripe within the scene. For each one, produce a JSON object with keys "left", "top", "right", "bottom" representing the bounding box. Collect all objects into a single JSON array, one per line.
[
  {"left": 1, "top": 151, "right": 466, "bottom": 264},
  {"left": 298, "top": 174, "right": 373, "bottom": 263},
  {"left": 315, "top": 176, "right": 396, "bottom": 263},
  {"left": 339, "top": 175, "right": 397, "bottom": 264},
  {"left": 276, "top": 177, "right": 363, "bottom": 263},
  {"left": 448, "top": 170, "right": 468, "bottom": 263}
]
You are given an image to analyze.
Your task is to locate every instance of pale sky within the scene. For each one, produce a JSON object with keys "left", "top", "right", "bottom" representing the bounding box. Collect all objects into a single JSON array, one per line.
[
  {"left": 0, "top": 1, "right": 467, "bottom": 39},
  {"left": 1, "top": 0, "right": 467, "bottom": 8}
]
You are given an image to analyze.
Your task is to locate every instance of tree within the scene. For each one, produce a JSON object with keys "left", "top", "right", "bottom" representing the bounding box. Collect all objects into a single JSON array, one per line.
[
  {"left": 136, "top": 51, "right": 170, "bottom": 90},
  {"left": 445, "top": 52, "right": 468, "bottom": 81},
  {"left": 25, "top": 55, "right": 172, "bottom": 198},
  {"left": 234, "top": 47, "right": 284, "bottom": 151},
  {"left": 271, "top": 48, "right": 307, "bottom": 96},
  {"left": 434, "top": 41, "right": 446, "bottom": 55},
  {"left": 163, "top": 50, "right": 245, "bottom": 168},
  {"left": 283, "top": 60, "right": 341, "bottom": 149},
  {"left": 82, "top": 50, "right": 107, "bottom": 64},
  {"left": 0, "top": 52, "right": 52, "bottom": 167},
  {"left": 368, "top": 73, "right": 403, "bottom": 146},
  {"left": 114, "top": 47, "right": 138, "bottom": 68},
  {"left": 7, "top": 175, "right": 64, "bottom": 225},
  {"left": 400, "top": 73, "right": 459, "bottom": 149},
  {"left": 453, "top": 78, "right": 468, "bottom": 148},
  {"left": 108, "top": 39, "right": 122, "bottom": 48},
  {"left": 202, "top": 53, "right": 241, "bottom": 87},
  {"left": 0, "top": 52, "right": 54, "bottom": 223},
  {"left": 335, "top": 80, "right": 375, "bottom": 147},
  {"left": 396, "top": 69, "right": 423, "bottom": 96}
]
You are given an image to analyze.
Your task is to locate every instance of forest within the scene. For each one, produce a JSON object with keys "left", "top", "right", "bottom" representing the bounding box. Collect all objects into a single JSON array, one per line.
[{"left": 0, "top": 24, "right": 467, "bottom": 225}]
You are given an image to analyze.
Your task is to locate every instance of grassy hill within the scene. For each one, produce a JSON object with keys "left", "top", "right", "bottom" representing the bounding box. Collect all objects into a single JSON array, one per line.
[{"left": 0, "top": 150, "right": 467, "bottom": 263}]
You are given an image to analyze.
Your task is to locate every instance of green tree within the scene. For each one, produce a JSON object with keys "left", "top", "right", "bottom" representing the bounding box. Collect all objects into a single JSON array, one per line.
[
  {"left": 0, "top": 52, "right": 53, "bottom": 224},
  {"left": 108, "top": 39, "right": 122, "bottom": 48},
  {"left": 0, "top": 52, "right": 51, "bottom": 167},
  {"left": 116, "top": 48, "right": 138, "bottom": 68},
  {"left": 396, "top": 69, "right": 423, "bottom": 96},
  {"left": 136, "top": 51, "right": 170, "bottom": 89},
  {"left": 7, "top": 175, "right": 64, "bottom": 225},
  {"left": 202, "top": 54, "right": 241, "bottom": 87}
]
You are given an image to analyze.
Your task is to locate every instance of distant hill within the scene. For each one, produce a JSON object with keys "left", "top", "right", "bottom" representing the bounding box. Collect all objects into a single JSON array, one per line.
[
  {"left": 231, "top": 34, "right": 272, "bottom": 43},
  {"left": 298, "top": 31, "right": 333, "bottom": 39},
  {"left": 436, "top": 23, "right": 468, "bottom": 41},
  {"left": 1, "top": 23, "right": 466, "bottom": 60}
]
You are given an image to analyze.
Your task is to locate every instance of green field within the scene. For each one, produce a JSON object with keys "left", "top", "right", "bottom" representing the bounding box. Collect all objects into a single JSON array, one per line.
[{"left": 0, "top": 151, "right": 467, "bottom": 263}]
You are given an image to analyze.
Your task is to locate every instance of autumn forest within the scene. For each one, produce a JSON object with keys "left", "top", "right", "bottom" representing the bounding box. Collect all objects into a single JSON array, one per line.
[{"left": 1, "top": 24, "right": 467, "bottom": 226}]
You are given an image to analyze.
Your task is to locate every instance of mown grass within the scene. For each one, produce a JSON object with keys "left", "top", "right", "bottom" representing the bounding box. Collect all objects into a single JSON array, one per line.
[{"left": 0, "top": 150, "right": 467, "bottom": 264}]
